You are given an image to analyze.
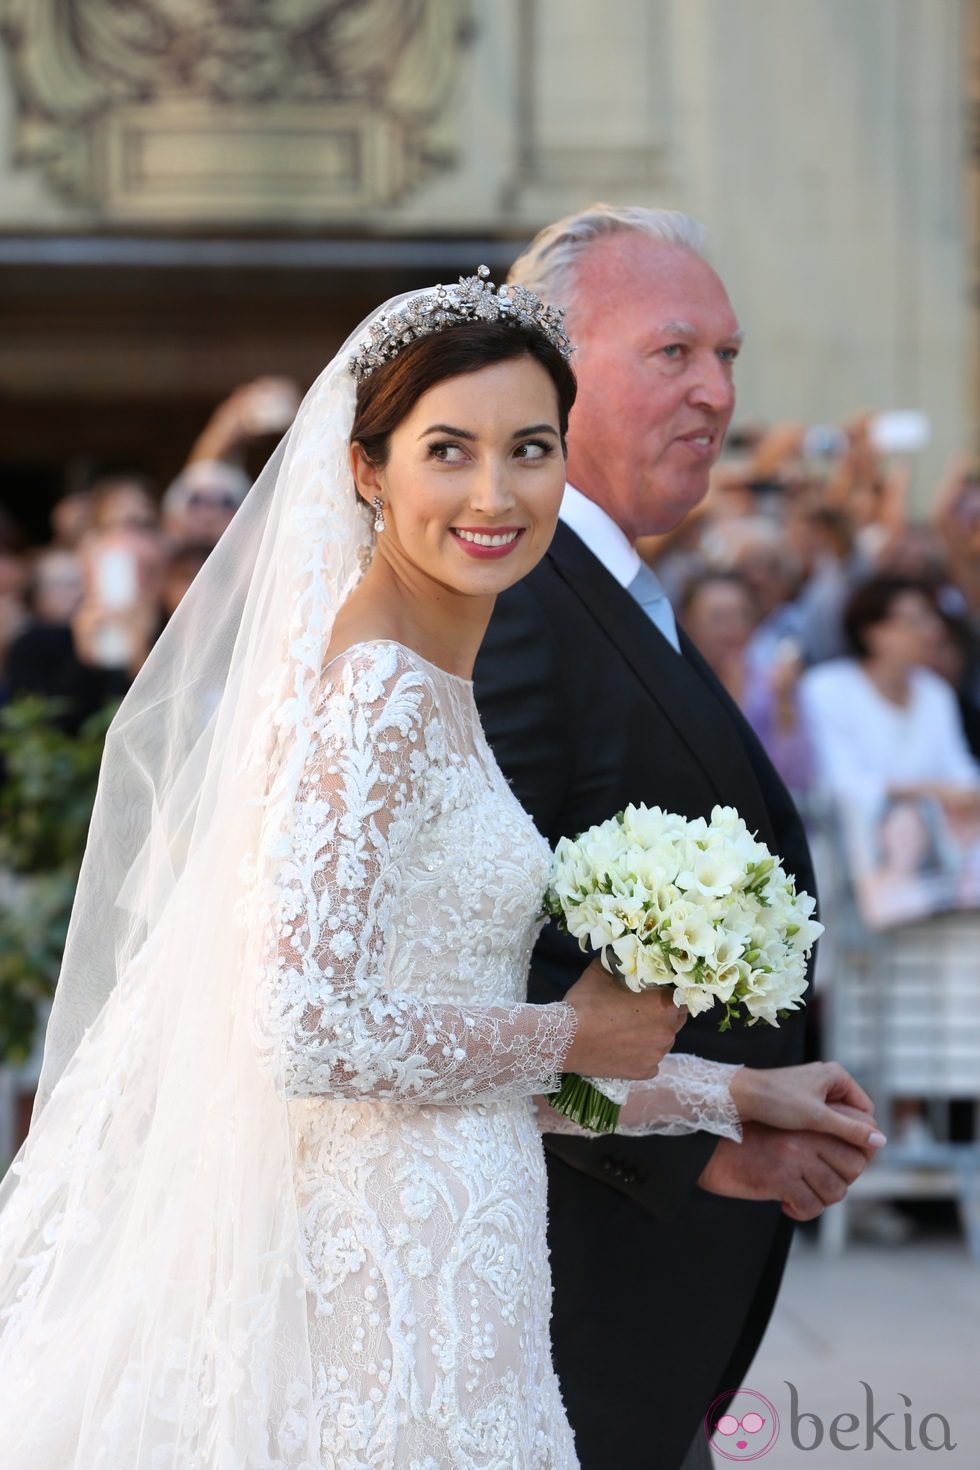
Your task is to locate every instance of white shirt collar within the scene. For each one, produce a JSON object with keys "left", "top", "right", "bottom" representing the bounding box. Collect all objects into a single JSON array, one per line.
[{"left": 557, "top": 483, "right": 642, "bottom": 588}]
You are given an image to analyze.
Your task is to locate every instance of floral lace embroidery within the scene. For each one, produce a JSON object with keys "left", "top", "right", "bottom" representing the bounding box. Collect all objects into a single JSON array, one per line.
[
  {"left": 261, "top": 642, "right": 579, "bottom": 1468},
  {"left": 534, "top": 1054, "right": 744, "bottom": 1140}
]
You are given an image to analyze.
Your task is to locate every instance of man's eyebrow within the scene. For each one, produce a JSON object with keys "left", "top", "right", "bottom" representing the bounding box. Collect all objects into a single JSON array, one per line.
[
  {"left": 659, "top": 319, "right": 697, "bottom": 338},
  {"left": 657, "top": 320, "right": 745, "bottom": 345}
]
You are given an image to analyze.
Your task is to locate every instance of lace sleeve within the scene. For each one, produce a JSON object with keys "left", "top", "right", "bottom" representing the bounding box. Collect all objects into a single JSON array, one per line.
[
  {"left": 535, "top": 1054, "right": 743, "bottom": 1141},
  {"left": 265, "top": 646, "right": 577, "bottom": 1103}
]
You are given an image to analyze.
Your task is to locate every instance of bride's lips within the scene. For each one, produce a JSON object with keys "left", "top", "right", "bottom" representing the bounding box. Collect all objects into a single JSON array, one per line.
[{"left": 450, "top": 526, "right": 527, "bottom": 560}]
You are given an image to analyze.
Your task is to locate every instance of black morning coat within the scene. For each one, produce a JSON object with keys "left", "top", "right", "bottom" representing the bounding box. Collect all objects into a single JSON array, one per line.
[{"left": 474, "top": 521, "right": 816, "bottom": 1470}]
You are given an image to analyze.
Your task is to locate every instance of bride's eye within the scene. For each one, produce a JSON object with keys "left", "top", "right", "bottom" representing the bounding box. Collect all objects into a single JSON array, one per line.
[
  {"left": 428, "top": 441, "right": 467, "bottom": 463},
  {"left": 514, "top": 440, "right": 553, "bottom": 461}
]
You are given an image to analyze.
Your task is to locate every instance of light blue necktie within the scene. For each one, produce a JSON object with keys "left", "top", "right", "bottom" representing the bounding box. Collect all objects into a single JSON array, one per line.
[{"left": 627, "top": 561, "right": 680, "bottom": 652}]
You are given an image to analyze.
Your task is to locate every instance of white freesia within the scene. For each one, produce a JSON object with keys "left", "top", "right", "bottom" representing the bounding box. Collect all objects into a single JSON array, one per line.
[{"left": 545, "top": 803, "right": 822, "bottom": 1032}]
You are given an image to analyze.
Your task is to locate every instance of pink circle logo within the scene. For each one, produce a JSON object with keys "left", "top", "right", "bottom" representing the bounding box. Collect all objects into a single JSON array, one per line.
[{"left": 705, "top": 1388, "right": 780, "bottom": 1461}]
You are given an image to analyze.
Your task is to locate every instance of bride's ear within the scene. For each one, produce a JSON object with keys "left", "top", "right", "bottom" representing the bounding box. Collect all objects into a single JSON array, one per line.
[{"left": 350, "top": 441, "right": 384, "bottom": 511}]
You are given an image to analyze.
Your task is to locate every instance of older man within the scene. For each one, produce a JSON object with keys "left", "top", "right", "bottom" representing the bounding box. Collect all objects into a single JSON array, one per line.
[{"left": 474, "top": 205, "right": 876, "bottom": 1470}]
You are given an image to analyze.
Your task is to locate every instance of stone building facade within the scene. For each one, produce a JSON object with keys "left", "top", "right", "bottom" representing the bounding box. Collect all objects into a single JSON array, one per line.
[{"left": 0, "top": 0, "right": 975, "bottom": 505}]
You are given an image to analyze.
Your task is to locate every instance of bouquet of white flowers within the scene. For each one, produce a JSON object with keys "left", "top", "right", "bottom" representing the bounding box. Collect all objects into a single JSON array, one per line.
[{"left": 544, "top": 803, "right": 823, "bottom": 1132}]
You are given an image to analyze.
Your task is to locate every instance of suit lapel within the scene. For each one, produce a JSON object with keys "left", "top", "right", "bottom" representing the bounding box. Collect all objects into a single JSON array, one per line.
[{"left": 547, "top": 522, "right": 775, "bottom": 840}]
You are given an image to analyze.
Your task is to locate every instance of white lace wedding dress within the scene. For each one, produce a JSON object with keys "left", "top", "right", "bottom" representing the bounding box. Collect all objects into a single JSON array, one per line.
[{"left": 267, "top": 639, "right": 742, "bottom": 1470}]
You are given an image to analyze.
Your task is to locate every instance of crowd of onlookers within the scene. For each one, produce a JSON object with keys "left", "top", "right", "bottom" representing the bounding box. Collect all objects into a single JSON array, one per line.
[
  {"left": 4, "top": 398, "right": 980, "bottom": 811},
  {"left": 647, "top": 417, "right": 980, "bottom": 817},
  {"left": 652, "top": 419, "right": 980, "bottom": 1194},
  {"left": 0, "top": 376, "right": 300, "bottom": 729}
]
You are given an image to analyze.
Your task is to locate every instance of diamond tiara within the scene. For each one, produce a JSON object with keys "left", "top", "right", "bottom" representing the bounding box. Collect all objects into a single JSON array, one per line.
[{"left": 348, "top": 265, "right": 574, "bottom": 384}]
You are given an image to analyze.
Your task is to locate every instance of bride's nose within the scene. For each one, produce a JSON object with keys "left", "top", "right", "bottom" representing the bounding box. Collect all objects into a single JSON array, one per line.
[{"left": 466, "top": 459, "right": 516, "bottom": 517}]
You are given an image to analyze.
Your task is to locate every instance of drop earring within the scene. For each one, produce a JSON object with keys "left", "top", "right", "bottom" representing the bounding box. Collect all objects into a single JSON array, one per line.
[{"left": 372, "top": 497, "right": 386, "bottom": 533}]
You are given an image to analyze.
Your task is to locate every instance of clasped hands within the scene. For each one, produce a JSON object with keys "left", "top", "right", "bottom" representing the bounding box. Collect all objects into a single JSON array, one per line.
[
  {"left": 704, "top": 1062, "right": 885, "bottom": 1222},
  {"left": 564, "top": 960, "right": 884, "bottom": 1222}
]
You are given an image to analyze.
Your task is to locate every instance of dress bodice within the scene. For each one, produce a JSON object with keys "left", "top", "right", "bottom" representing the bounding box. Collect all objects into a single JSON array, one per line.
[
  {"left": 373, "top": 652, "right": 555, "bottom": 1009},
  {"left": 266, "top": 639, "right": 574, "bottom": 1105}
]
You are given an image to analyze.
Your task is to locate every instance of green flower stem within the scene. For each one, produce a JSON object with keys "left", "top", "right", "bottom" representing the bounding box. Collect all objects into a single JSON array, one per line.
[{"left": 547, "top": 1073, "right": 622, "bottom": 1134}]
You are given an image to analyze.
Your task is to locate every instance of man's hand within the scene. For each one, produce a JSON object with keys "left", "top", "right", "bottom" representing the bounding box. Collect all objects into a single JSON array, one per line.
[{"left": 697, "top": 1119, "right": 875, "bottom": 1221}]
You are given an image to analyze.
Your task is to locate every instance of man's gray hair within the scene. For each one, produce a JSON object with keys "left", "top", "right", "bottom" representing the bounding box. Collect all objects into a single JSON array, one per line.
[{"left": 508, "top": 202, "right": 707, "bottom": 316}]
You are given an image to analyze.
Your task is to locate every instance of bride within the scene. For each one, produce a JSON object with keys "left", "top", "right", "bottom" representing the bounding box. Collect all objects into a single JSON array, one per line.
[{"left": 0, "top": 273, "right": 881, "bottom": 1468}]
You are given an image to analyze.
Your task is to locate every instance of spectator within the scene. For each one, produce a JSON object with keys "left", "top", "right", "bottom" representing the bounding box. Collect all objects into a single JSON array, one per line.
[
  {"left": 680, "top": 569, "right": 814, "bottom": 797},
  {"left": 876, "top": 521, "right": 949, "bottom": 587},
  {"left": 0, "top": 546, "right": 30, "bottom": 698},
  {"left": 49, "top": 489, "right": 94, "bottom": 550},
  {"left": 703, "top": 515, "right": 807, "bottom": 677},
  {"left": 787, "top": 506, "right": 864, "bottom": 664},
  {"left": 161, "top": 461, "right": 250, "bottom": 550},
  {"left": 88, "top": 470, "right": 159, "bottom": 535},
  {"left": 183, "top": 375, "right": 300, "bottom": 469},
  {"left": 934, "top": 455, "right": 980, "bottom": 616},
  {"left": 800, "top": 575, "right": 980, "bottom": 811},
  {"left": 922, "top": 610, "right": 980, "bottom": 760},
  {"left": 9, "top": 511, "right": 166, "bottom": 730},
  {"left": 824, "top": 413, "right": 908, "bottom": 560},
  {"left": 159, "top": 376, "right": 298, "bottom": 550},
  {"left": 801, "top": 575, "right": 980, "bottom": 1151},
  {"left": 28, "top": 548, "right": 85, "bottom": 628},
  {"left": 161, "top": 543, "right": 212, "bottom": 622},
  {"left": 679, "top": 570, "right": 756, "bottom": 700}
]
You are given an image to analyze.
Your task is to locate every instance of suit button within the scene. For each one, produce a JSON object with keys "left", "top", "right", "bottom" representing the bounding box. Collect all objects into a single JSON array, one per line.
[{"left": 601, "top": 1156, "right": 632, "bottom": 1182}]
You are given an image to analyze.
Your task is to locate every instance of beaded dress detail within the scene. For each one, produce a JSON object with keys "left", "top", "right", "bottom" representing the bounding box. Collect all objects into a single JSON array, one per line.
[{"left": 264, "top": 640, "right": 741, "bottom": 1469}]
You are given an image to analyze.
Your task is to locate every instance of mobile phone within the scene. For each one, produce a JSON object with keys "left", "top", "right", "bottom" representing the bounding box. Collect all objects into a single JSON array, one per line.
[
  {"left": 94, "top": 547, "right": 138, "bottom": 611},
  {"left": 247, "top": 384, "right": 300, "bottom": 434},
  {"left": 90, "top": 620, "right": 137, "bottom": 669},
  {"left": 868, "top": 410, "right": 931, "bottom": 455}
]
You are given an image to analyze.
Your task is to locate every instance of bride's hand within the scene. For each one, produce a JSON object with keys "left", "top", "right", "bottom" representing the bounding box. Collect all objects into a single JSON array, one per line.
[
  {"left": 562, "top": 961, "right": 687, "bottom": 1079},
  {"left": 730, "top": 1062, "right": 887, "bottom": 1150}
]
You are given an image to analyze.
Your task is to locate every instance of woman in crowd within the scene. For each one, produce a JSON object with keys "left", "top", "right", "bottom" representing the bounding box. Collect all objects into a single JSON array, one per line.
[
  {"left": 680, "top": 568, "right": 814, "bottom": 798},
  {"left": 800, "top": 575, "right": 980, "bottom": 814}
]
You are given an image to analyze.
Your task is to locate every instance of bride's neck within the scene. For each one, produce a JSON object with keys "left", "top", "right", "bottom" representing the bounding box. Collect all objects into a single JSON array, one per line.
[{"left": 330, "top": 554, "right": 493, "bottom": 680}]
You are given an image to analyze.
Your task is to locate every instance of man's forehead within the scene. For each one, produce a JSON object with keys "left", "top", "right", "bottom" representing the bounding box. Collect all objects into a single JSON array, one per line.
[{"left": 575, "top": 234, "right": 737, "bottom": 325}]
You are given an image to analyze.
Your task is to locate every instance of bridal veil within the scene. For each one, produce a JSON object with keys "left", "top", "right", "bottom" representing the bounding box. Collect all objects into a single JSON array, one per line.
[{"left": 0, "top": 299, "right": 418, "bottom": 1466}]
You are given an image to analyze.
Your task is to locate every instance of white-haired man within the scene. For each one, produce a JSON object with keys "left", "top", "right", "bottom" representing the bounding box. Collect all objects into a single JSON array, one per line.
[{"left": 474, "top": 205, "right": 877, "bottom": 1470}]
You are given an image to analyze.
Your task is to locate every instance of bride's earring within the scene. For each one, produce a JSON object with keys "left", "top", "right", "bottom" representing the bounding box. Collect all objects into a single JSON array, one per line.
[{"left": 372, "top": 497, "right": 386, "bottom": 533}]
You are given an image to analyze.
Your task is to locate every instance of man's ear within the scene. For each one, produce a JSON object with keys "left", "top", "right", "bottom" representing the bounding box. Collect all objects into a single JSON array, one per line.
[{"left": 350, "top": 442, "right": 384, "bottom": 509}]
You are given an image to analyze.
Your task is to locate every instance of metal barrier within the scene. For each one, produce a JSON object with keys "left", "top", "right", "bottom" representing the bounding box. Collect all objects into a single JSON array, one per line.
[{"left": 811, "top": 809, "right": 980, "bottom": 1259}]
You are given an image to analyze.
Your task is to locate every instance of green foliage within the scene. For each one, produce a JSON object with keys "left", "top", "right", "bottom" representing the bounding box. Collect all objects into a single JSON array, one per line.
[{"left": 0, "top": 697, "right": 116, "bottom": 1063}]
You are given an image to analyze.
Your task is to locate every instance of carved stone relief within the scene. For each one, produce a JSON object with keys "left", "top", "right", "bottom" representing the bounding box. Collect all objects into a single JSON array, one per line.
[
  {"left": 504, "top": 0, "right": 674, "bottom": 216},
  {"left": 0, "top": 0, "right": 473, "bottom": 220}
]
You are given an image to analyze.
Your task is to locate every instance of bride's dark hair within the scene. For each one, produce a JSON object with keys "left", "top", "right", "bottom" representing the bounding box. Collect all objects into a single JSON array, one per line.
[{"left": 351, "top": 319, "right": 577, "bottom": 466}]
